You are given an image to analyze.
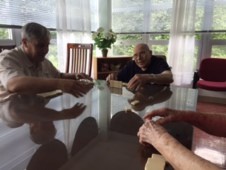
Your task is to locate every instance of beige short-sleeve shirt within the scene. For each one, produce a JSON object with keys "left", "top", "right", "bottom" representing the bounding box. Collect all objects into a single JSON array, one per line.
[{"left": 0, "top": 46, "right": 60, "bottom": 92}]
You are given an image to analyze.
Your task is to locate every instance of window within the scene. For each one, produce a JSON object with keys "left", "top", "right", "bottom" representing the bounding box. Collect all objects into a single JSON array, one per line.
[
  {"left": 47, "top": 31, "right": 58, "bottom": 68},
  {"left": 0, "top": 0, "right": 57, "bottom": 67},
  {"left": 211, "top": 45, "right": 226, "bottom": 58},
  {"left": 112, "top": 0, "right": 226, "bottom": 65},
  {"left": 112, "top": 0, "right": 173, "bottom": 56},
  {"left": 0, "top": 28, "right": 12, "bottom": 40},
  {"left": 0, "top": 27, "right": 15, "bottom": 47},
  {"left": 0, "top": 0, "right": 56, "bottom": 28},
  {"left": 194, "top": 0, "right": 226, "bottom": 65}
]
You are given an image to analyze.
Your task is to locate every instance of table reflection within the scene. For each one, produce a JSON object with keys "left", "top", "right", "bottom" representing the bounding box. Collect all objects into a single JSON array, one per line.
[
  {"left": 110, "top": 84, "right": 197, "bottom": 119},
  {"left": 110, "top": 84, "right": 195, "bottom": 152},
  {"left": 128, "top": 84, "right": 172, "bottom": 111},
  {"left": 0, "top": 82, "right": 198, "bottom": 170},
  {"left": 0, "top": 94, "right": 88, "bottom": 144},
  {"left": 0, "top": 87, "right": 98, "bottom": 170}
]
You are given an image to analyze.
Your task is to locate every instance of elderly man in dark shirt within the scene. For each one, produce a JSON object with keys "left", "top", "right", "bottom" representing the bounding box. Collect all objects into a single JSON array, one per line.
[{"left": 106, "top": 43, "right": 173, "bottom": 91}]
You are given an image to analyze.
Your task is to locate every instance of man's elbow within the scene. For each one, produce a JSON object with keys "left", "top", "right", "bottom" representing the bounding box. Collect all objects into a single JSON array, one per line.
[
  {"left": 169, "top": 76, "right": 174, "bottom": 84},
  {"left": 6, "top": 77, "right": 24, "bottom": 93},
  {"left": 165, "top": 71, "right": 174, "bottom": 84},
  {"left": 7, "top": 82, "right": 20, "bottom": 93}
]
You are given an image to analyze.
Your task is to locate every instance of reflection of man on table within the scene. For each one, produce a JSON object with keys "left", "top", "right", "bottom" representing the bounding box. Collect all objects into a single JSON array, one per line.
[
  {"left": 0, "top": 22, "right": 93, "bottom": 97},
  {"left": 138, "top": 108, "right": 224, "bottom": 170},
  {"left": 0, "top": 94, "right": 86, "bottom": 144},
  {"left": 106, "top": 43, "right": 173, "bottom": 91},
  {"left": 129, "top": 84, "right": 172, "bottom": 111}
]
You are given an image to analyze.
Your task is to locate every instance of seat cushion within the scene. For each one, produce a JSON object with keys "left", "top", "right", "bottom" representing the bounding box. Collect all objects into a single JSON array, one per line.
[
  {"left": 197, "top": 80, "right": 226, "bottom": 91},
  {"left": 199, "top": 58, "right": 226, "bottom": 82}
]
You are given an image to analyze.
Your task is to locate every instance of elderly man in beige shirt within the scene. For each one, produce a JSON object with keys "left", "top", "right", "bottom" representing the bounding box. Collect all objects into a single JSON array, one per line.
[{"left": 0, "top": 22, "right": 93, "bottom": 98}]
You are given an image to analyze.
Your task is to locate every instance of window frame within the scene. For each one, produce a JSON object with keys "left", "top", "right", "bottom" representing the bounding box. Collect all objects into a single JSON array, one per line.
[{"left": 111, "top": 0, "right": 226, "bottom": 70}]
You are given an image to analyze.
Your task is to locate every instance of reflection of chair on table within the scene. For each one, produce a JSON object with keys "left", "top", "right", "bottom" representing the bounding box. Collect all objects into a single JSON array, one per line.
[
  {"left": 27, "top": 117, "right": 99, "bottom": 169},
  {"left": 110, "top": 110, "right": 144, "bottom": 136},
  {"left": 27, "top": 139, "right": 68, "bottom": 170},
  {"left": 71, "top": 117, "right": 98, "bottom": 156}
]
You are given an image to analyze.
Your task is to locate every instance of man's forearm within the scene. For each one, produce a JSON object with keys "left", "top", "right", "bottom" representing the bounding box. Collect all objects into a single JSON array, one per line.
[
  {"left": 7, "top": 76, "right": 65, "bottom": 93},
  {"left": 154, "top": 132, "right": 220, "bottom": 170},
  {"left": 185, "top": 112, "right": 226, "bottom": 137},
  {"left": 148, "top": 108, "right": 226, "bottom": 138},
  {"left": 60, "top": 73, "right": 76, "bottom": 80},
  {"left": 150, "top": 72, "right": 173, "bottom": 85}
]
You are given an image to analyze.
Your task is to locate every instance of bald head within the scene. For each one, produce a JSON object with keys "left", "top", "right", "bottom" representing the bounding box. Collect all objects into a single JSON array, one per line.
[
  {"left": 133, "top": 43, "right": 152, "bottom": 71},
  {"left": 134, "top": 43, "right": 150, "bottom": 53}
]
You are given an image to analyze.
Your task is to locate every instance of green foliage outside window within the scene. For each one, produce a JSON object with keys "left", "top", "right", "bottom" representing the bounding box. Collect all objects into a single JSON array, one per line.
[
  {"left": 150, "top": 11, "right": 171, "bottom": 32},
  {"left": 150, "top": 34, "right": 169, "bottom": 40},
  {"left": 113, "top": 44, "right": 135, "bottom": 56},
  {"left": 212, "top": 46, "right": 226, "bottom": 58},
  {"left": 212, "top": 33, "right": 226, "bottom": 40},
  {"left": 47, "top": 44, "right": 58, "bottom": 68},
  {"left": 212, "top": 6, "right": 226, "bottom": 30},
  {"left": 112, "top": 12, "right": 144, "bottom": 32},
  {"left": 0, "top": 28, "right": 10, "bottom": 39},
  {"left": 46, "top": 31, "right": 58, "bottom": 68},
  {"left": 118, "top": 34, "right": 142, "bottom": 40},
  {"left": 112, "top": 34, "right": 140, "bottom": 56},
  {"left": 112, "top": 0, "right": 226, "bottom": 59},
  {"left": 152, "top": 45, "right": 168, "bottom": 56}
]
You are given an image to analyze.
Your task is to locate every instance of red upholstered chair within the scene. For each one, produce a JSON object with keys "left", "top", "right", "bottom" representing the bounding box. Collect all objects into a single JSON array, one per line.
[{"left": 197, "top": 58, "right": 226, "bottom": 91}]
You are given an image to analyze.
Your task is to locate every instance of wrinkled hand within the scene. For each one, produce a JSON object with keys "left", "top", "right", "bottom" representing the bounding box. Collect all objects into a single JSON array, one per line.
[
  {"left": 62, "top": 103, "right": 86, "bottom": 119},
  {"left": 127, "top": 74, "right": 151, "bottom": 91},
  {"left": 62, "top": 80, "right": 93, "bottom": 97},
  {"left": 137, "top": 121, "right": 168, "bottom": 146},
  {"left": 144, "top": 108, "right": 183, "bottom": 125}
]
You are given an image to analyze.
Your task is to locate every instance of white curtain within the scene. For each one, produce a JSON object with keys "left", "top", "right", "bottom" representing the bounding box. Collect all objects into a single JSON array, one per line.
[
  {"left": 168, "top": 0, "right": 196, "bottom": 86},
  {"left": 56, "top": 0, "right": 95, "bottom": 150},
  {"left": 56, "top": 0, "right": 93, "bottom": 72}
]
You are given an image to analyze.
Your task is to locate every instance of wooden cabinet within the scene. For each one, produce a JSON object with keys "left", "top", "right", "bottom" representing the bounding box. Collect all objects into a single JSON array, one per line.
[{"left": 93, "top": 56, "right": 132, "bottom": 80}]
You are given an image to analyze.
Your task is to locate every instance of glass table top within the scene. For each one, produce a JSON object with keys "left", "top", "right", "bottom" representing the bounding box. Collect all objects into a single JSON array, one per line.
[{"left": 0, "top": 81, "right": 198, "bottom": 170}]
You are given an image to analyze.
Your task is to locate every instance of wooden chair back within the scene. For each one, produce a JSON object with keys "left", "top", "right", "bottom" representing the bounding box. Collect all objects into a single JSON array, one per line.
[{"left": 66, "top": 43, "right": 93, "bottom": 76}]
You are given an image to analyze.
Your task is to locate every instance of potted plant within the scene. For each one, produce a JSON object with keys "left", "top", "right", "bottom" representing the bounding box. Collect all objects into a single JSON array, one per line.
[{"left": 92, "top": 27, "right": 117, "bottom": 57}]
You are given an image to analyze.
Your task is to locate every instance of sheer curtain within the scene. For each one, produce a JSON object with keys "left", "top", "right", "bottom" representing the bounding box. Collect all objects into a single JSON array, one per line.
[
  {"left": 56, "top": 0, "right": 93, "bottom": 72},
  {"left": 167, "top": 0, "right": 196, "bottom": 86},
  {"left": 56, "top": 0, "right": 97, "bottom": 151}
]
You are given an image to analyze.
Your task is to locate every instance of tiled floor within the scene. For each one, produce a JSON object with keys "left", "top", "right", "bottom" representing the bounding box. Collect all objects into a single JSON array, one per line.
[{"left": 193, "top": 100, "right": 226, "bottom": 169}]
